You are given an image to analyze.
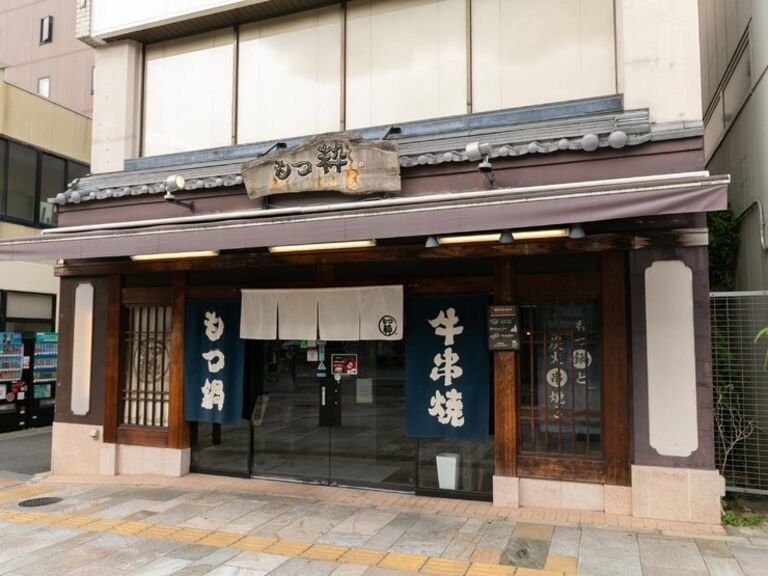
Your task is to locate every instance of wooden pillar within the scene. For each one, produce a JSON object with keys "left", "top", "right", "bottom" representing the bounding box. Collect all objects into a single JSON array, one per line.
[
  {"left": 168, "top": 271, "right": 188, "bottom": 449},
  {"left": 601, "top": 252, "right": 630, "bottom": 485},
  {"left": 493, "top": 257, "right": 517, "bottom": 476},
  {"left": 102, "top": 274, "right": 121, "bottom": 444}
]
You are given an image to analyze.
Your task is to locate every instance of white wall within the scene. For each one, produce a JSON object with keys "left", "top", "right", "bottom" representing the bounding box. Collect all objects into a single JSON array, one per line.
[
  {"left": 91, "top": 40, "right": 142, "bottom": 173},
  {"left": 345, "top": 0, "right": 467, "bottom": 129},
  {"left": 619, "top": 0, "right": 703, "bottom": 123},
  {"left": 472, "top": 0, "right": 615, "bottom": 112},
  {"left": 237, "top": 6, "right": 341, "bottom": 143},
  {"left": 143, "top": 29, "right": 235, "bottom": 156}
]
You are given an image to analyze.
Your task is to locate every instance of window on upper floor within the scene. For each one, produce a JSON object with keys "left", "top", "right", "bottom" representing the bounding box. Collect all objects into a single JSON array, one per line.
[
  {"left": 40, "top": 15, "right": 53, "bottom": 44},
  {"left": 6, "top": 143, "right": 37, "bottom": 222},
  {"left": 0, "top": 137, "right": 89, "bottom": 228},
  {"left": 140, "top": 0, "right": 616, "bottom": 156},
  {"left": 37, "top": 77, "right": 50, "bottom": 98},
  {"left": 39, "top": 154, "right": 66, "bottom": 225}
]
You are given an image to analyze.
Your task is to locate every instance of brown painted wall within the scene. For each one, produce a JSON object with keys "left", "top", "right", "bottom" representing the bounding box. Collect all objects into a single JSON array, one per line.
[
  {"left": 54, "top": 276, "right": 109, "bottom": 426},
  {"left": 629, "top": 246, "right": 715, "bottom": 469}
]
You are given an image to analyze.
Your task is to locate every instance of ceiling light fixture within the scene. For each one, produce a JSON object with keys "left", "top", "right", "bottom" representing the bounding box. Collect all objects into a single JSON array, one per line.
[
  {"left": 131, "top": 250, "right": 219, "bottom": 262},
  {"left": 436, "top": 232, "right": 502, "bottom": 245},
  {"left": 268, "top": 239, "right": 376, "bottom": 254},
  {"left": 511, "top": 228, "right": 570, "bottom": 241}
]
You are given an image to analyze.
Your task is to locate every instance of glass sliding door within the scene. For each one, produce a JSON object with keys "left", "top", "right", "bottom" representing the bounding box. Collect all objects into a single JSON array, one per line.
[
  {"left": 248, "top": 340, "right": 415, "bottom": 489},
  {"left": 251, "top": 341, "right": 330, "bottom": 482}
]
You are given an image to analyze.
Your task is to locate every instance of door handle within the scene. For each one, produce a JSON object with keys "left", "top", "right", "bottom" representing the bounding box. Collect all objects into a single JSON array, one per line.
[{"left": 321, "top": 386, "right": 326, "bottom": 406}]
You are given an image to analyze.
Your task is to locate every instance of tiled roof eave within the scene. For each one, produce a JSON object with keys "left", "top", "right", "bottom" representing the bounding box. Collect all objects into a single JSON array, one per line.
[{"left": 53, "top": 113, "right": 702, "bottom": 207}]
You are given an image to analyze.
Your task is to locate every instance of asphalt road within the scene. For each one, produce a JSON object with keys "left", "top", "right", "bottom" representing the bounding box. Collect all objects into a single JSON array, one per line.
[{"left": 0, "top": 426, "right": 51, "bottom": 478}]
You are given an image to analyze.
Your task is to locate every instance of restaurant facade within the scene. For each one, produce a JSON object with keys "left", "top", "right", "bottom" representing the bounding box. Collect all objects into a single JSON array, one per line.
[{"left": 0, "top": 0, "right": 728, "bottom": 524}]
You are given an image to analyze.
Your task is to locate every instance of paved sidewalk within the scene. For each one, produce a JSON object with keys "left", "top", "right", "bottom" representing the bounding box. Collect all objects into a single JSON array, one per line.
[{"left": 0, "top": 476, "right": 764, "bottom": 576}]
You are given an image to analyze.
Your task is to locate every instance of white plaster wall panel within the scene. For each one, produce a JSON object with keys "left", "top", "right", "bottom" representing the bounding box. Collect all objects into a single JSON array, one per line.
[
  {"left": 144, "top": 29, "right": 234, "bottom": 156},
  {"left": 91, "top": 41, "right": 142, "bottom": 173},
  {"left": 91, "top": 0, "right": 257, "bottom": 38},
  {"left": 621, "top": 0, "right": 702, "bottom": 122},
  {"left": 345, "top": 0, "right": 466, "bottom": 130},
  {"left": 471, "top": 0, "right": 615, "bottom": 113},
  {"left": 644, "top": 260, "right": 699, "bottom": 457},
  {"left": 237, "top": 7, "right": 341, "bottom": 144}
]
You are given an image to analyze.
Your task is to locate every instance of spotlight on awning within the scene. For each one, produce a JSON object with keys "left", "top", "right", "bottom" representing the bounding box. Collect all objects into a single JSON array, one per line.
[
  {"left": 268, "top": 240, "right": 376, "bottom": 254},
  {"left": 131, "top": 250, "right": 219, "bottom": 262},
  {"left": 436, "top": 232, "right": 502, "bottom": 245},
  {"left": 425, "top": 236, "right": 439, "bottom": 248},
  {"left": 568, "top": 224, "right": 586, "bottom": 239},
  {"left": 499, "top": 230, "right": 514, "bottom": 244},
  {"left": 510, "top": 228, "right": 570, "bottom": 241}
]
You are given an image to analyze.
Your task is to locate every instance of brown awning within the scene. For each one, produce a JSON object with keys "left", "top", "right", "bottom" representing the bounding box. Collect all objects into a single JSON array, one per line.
[{"left": 0, "top": 173, "right": 729, "bottom": 262}]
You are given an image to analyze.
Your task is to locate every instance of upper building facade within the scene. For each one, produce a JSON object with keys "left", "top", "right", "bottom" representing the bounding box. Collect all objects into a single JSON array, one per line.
[
  {"left": 80, "top": 0, "right": 704, "bottom": 173},
  {"left": 0, "top": 0, "right": 95, "bottom": 116},
  {"left": 0, "top": 0, "right": 730, "bottom": 527}
]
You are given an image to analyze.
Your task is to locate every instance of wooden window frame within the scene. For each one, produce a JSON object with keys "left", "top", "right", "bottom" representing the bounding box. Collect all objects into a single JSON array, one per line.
[
  {"left": 499, "top": 252, "right": 629, "bottom": 485},
  {"left": 104, "top": 273, "right": 188, "bottom": 449}
]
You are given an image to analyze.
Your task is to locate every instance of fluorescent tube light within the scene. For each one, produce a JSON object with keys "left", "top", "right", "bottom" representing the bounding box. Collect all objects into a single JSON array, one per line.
[
  {"left": 131, "top": 250, "right": 219, "bottom": 261},
  {"left": 268, "top": 240, "right": 376, "bottom": 253},
  {"left": 511, "top": 228, "right": 570, "bottom": 241},
  {"left": 436, "top": 233, "right": 502, "bottom": 245}
]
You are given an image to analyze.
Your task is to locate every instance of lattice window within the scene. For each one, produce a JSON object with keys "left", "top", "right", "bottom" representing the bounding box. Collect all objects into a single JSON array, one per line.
[
  {"left": 519, "top": 300, "right": 601, "bottom": 456},
  {"left": 120, "top": 305, "right": 172, "bottom": 427}
]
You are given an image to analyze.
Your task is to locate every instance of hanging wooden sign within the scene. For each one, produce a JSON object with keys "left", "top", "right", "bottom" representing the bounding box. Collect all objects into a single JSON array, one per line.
[{"left": 242, "top": 137, "right": 401, "bottom": 199}]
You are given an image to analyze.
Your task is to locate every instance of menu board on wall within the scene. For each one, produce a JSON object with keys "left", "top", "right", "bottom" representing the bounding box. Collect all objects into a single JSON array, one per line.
[
  {"left": 487, "top": 305, "right": 520, "bottom": 351},
  {"left": 0, "top": 333, "right": 23, "bottom": 382}
]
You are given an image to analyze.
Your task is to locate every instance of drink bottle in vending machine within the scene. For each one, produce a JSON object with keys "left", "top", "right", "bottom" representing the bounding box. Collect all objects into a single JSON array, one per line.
[{"left": 0, "top": 332, "right": 27, "bottom": 432}]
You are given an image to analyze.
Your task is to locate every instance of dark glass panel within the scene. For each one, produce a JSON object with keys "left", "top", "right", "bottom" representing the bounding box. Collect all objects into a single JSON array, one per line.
[
  {"left": 7, "top": 143, "right": 37, "bottom": 222},
  {"left": 39, "top": 154, "right": 65, "bottom": 225}
]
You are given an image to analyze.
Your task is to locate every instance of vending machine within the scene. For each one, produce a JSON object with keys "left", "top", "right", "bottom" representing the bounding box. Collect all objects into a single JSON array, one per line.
[
  {"left": 0, "top": 332, "right": 27, "bottom": 432},
  {"left": 28, "top": 332, "right": 57, "bottom": 427}
]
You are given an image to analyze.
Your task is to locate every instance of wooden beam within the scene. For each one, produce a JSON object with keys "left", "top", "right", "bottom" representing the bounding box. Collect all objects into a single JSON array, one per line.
[
  {"left": 54, "top": 234, "right": 632, "bottom": 277},
  {"left": 493, "top": 257, "right": 517, "bottom": 477},
  {"left": 53, "top": 228, "right": 708, "bottom": 278},
  {"left": 186, "top": 276, "right": 494, "bottom": 300}
]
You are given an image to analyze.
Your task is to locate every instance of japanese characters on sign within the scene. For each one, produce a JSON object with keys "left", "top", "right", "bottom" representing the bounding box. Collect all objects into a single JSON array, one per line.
[
  {"left": 242, "top": 137, "right": 401, "bottom": 199},
  {"left": 405, "top": 294, "right": 490, "bottom": 441},
  {"left": 544, "top": 317, "right": 596, "bottom": 418},
  {"left": 273, "top": 142, "right": 349, "bottom": 182},
  {"left": 428, "top": 308, "right": 465, "bottom": 427},
  {"left": 184, "top": 300, "right": 244, "bottom": 424}
]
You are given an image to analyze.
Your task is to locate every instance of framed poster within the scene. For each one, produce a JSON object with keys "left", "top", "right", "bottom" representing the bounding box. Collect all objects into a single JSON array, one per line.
[{"left": 331, "top": 354, "right": 358, "bottom": 376}]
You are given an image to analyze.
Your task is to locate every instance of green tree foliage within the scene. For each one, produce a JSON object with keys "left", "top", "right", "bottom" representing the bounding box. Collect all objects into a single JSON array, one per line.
[{"left": 708, "top": 209, "right": 741, "bottom": 292}]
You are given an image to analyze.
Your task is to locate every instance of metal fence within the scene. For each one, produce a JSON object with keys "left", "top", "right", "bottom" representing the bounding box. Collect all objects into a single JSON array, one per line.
[{"left": 711, "top": 291, "right": 768, "bottom": 494}]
